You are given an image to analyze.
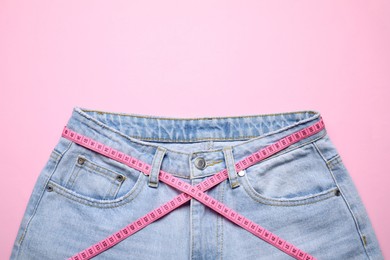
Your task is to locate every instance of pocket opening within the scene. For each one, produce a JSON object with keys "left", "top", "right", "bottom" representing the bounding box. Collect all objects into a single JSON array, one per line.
[
  {"left": 240, "top": 141, "right": 339, "bottom": 206},
  {"left": 48, "top": 142, "right": 146, "bottom": 206},
  {"left": 64, "top": 155, "right": 126, "bottom": 200}
]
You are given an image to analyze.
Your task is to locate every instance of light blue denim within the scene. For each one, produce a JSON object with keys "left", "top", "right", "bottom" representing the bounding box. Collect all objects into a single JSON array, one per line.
[{"left": 10, "top": 107, "right": 384, "bottom": 259}]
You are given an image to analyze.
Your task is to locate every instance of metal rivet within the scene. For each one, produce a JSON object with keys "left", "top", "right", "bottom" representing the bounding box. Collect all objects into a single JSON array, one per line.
[
  {"left": 237, "top": 170, "right": 246, "bottom": 177},
  {"left": 78, "top": 157, "right": 85, "bottom": 165},
  {"left": 194, "top": 157, "right": 206, "bottom": 170},
  {"left": 335, "top": 189, "right": 341, "bottom": 196},
  {"left": 362, "top": 235, "right": 367, "bottom": 246},
  {"left": 116, "top": 175, "right": 124, "bottom": 182},
  {"left": 47, "top": 185, "right": 53, "bottom": 192}
]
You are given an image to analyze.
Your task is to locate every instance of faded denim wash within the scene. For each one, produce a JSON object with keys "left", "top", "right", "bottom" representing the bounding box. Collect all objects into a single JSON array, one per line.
[{"left": 11, "top": 107, "right": 384, "bottom": 259}]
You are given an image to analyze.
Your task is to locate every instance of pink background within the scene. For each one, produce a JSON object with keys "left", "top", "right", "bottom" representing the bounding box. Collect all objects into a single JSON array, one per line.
[{"left": 1, "top": 0, "right": 389, "bottom": 258}]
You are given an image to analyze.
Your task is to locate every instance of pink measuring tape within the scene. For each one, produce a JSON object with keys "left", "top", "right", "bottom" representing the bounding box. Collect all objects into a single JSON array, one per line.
[{"left": 61, "top": 117, "right": 325, "bottom": 260}]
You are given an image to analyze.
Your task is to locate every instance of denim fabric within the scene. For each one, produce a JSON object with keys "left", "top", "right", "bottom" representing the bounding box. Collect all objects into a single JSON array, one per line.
[{"left": 11, "top": 107, "right": 384, "bottom": 259}]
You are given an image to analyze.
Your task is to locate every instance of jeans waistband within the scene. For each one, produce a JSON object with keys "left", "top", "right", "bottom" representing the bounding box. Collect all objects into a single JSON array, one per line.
[{"left": 64, "top": 107, "right": 327, "bottom": 180}]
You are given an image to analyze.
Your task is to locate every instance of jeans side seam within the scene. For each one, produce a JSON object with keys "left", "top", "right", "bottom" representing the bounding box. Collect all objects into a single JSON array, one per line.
[
  {"left": 311, "top": 141, "right": 341, "bottom": 188},
  {"left": 311, "top": 141, "right": 327, "bottom": 163},
  {"left": 326, "top": 159, "right": 372, "bottom": 260},
  {"left": 312, "top": 141, "right": 372, "bottom": 259},
  {"left": 16, "top": 140, "right": 73, "bottom": 259}
]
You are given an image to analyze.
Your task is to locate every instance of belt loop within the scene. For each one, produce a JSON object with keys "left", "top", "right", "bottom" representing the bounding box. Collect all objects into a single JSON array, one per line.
[
  {"left": 148, "top": 146, "right": 167, "bottom": 188},
  {"left": 222, "top": 146, "right": 240, "bottom": 189}
]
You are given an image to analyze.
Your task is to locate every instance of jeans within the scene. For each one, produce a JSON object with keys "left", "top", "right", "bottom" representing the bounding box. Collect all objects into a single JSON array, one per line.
[{"left": 10, "top": 107, "right": 384, "bottom": 259}]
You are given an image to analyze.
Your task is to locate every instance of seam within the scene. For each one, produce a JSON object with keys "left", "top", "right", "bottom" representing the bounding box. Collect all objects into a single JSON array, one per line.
[
  {"left": 16, "top": 139, "right": 73, "bottom": 258},
  {"left": 223, "top": 147, "right": 239, "bottom": 188},
  {"left": 66, "top": 112, "right": 327, "bottom": 191},
  {"left": 327, "top": 154, "right": 341, "bottom": 165},
  {"left": 75, "top": 162, "right": 119, "bottom": 182},
  {"left": 312, "top": 139, "right": 341, "bottom": 166},
  {"left": 111, "top": 178, "right": 124, "bottom": 198},
  {"left": 77, "top": 155, "right": 124, "bottom": 180},
  {"left": 107, "top": 176, "right": 122, "bottom": 198},
  {"left": 78, "top": 106, "right": 318, "bottom": 120},
  {"left": 326, "top": 155, "right": 343, "bottom": 169},
  {"left": 312, "top": 141, "right": 328, "bottom": 164},
  {"left": 244, "top": 130, "right": 328, "bottom": 171},
  {"left": 326, "top": 159, "right": 372, "bottom": 259},
  {"left": 207, "top": 160, "right": 223, "bottom": 167},
  {"left": 50, "top": 150, "right": 61, "bottom": 160},
  {"left": 73, "top": 106, "right": 321, "bottom": 146},
  {"left": 149, "top": 147, "right": 166, "bottom": 187},
  {"left": 239, "top": 132, "right": 340, "bottom": 206},
  {"left": 66, "top": 162, "right": 81, "bottom": 188},
  {"left": 65, "top": 155, "right": 125, "bottom": 199},
  {"left": 228, "top": 147, "right": 239, "bottom": 188},
  {"left": 55, "top": 137, "right": 73, "bottom": 157},
  {"left": 76, "top": 127, "right": 326, "bottom": 182},
  {"left": 241, "top": 174, "right": 338, "bottom": 206},
  {"left": 310, "top": 140, "right": 337, "bottom": 184},
  {"left": 46, "top": 173, "right": 146, "bottom": 209}
]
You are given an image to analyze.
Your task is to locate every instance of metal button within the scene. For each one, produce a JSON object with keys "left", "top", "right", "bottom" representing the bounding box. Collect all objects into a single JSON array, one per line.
[
  {"left": 194, "top": 157, "right": 206, "bottom": 170},
  {"left": 47, "top": 185, "right": 53, "bottom": 192}
]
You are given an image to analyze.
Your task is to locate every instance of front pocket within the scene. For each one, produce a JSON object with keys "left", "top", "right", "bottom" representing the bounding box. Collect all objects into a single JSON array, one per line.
[
  {"left": 65, "top": 155, "right": 126, "bottom": 200},
  {"left": 48, "top": 140, "right": 147, "bottom": 206},
  {"left": 240, "top": 141, "right": 339, "bottom": 206}
]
